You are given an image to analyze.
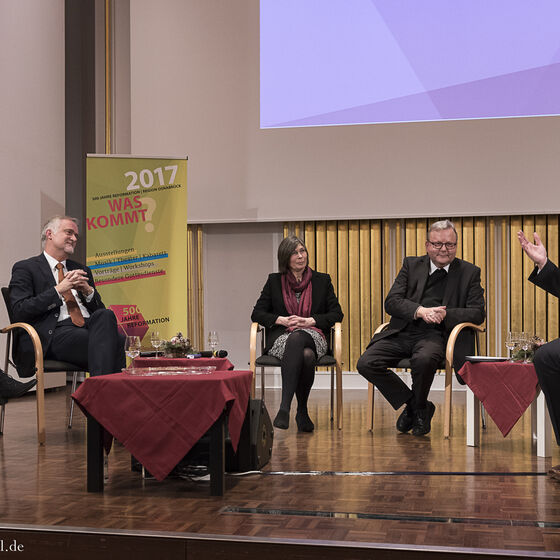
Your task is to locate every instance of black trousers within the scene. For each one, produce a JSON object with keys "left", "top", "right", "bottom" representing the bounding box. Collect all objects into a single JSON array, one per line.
[
  {"left": 46, "top": 309, "right": 126, "bottom": 376},
  {"left": 533, "top": 338, "right": 560, "bottom": 446},
  {"left": 357, "top": 325, "right": 444, "bottom": 411}
]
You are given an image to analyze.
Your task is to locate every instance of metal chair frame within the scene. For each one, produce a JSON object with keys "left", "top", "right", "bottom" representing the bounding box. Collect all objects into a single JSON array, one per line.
[{"left": 249, "top": 322, "right": 343, "bottom": 429}]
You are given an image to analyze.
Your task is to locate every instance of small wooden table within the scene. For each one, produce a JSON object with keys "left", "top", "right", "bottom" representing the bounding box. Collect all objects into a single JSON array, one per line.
[{"left": 73, "top": 369, "right": 252, "bottom": 495}]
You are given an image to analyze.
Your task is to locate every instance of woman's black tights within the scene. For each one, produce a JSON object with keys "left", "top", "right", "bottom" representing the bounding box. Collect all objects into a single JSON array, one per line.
[{"left": 279, "top": 330, "right": 317, "bottom": 413}]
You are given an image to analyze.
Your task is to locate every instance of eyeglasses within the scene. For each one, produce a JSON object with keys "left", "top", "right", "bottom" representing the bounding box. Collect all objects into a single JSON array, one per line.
[{"left": 428, "top": 241, "right": 457, "bottom": 250}]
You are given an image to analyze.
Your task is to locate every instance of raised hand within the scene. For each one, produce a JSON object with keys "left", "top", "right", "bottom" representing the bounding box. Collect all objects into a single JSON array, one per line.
[{"left": 517, "top": 231, "right": 547, "bottom": 269}]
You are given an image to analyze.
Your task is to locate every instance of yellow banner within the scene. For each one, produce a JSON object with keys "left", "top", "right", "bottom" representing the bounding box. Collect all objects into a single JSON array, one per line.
[{"left": 86, "top": 155, "right": 188, "bottom": 344}]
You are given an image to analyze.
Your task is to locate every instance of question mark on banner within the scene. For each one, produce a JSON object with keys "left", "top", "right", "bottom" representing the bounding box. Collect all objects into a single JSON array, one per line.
[{"left": 139, "top": 197, "right": 156, "bottom": 232}]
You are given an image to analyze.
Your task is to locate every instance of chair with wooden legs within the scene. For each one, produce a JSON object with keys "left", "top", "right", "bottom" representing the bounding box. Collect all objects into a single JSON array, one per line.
[
  {"left": 1, "top": 321, "right": 46, "bottom": 443},
  {"left": 366, "top": 321, "right": 485, "bottom": 438},
  {"left": 1, "top": 287, "right": 86, "bottom": 444},
  {"left": 249, "top": 322, "right": 343, "bottom": 429}
]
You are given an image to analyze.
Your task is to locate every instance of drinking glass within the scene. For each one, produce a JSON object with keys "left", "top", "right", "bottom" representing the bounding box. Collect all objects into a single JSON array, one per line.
[
  {"left": 520, "top": 332, "right": 531, "bottom": 363},
  {"left": 150, "top": 331, "right": 163, "bottom": 358},
  {"left": 208, "top": 331, "right": 219, "bottom": 353},
  {"left": 125, "top": 335, "right": 141, "bottom": 361},
  {"left": 505, "top": 332, "right": 516, "bottom": 362}
]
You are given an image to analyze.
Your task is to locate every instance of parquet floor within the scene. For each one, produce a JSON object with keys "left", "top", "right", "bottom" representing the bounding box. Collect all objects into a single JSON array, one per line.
[{"left": 1, "top": 384, "right": 560, "bottom": 555}]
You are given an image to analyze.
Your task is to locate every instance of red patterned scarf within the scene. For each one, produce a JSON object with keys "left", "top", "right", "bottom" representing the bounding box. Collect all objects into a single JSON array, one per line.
[{"left": 281, "top": 267, "right": 325, "bottom": 338}]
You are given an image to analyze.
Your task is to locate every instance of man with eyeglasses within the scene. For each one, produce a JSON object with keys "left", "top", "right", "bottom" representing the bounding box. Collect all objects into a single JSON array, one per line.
[
  {"left": 5, "top": 216, "right": 125, "bottom": 393},
  {"left": 357, "top": 220, "right": 485, "bottom": 436}
]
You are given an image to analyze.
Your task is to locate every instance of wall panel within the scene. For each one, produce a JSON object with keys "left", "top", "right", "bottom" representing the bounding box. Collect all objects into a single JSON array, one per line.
[
  {"left": 193, "top": 216, "right": 560, "bottom": 374},
  {"left": 274, "top": 215, "right": 560, "bottom": 371}
]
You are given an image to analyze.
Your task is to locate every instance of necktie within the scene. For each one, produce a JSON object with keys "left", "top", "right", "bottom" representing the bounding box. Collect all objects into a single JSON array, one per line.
[{"left": 56, "top": 263, "right": 85, "bottom": 327}]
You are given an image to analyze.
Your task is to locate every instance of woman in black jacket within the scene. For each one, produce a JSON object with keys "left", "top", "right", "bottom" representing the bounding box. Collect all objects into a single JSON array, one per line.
[{"left": 251, "top": 236, "right": 343, "bottom": 432}]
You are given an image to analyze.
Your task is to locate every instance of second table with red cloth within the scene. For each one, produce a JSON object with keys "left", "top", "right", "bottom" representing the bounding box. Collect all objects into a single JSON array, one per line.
[
  {"left": 457, "top": 361, "right": 539, "bottom": 436},
  {"left": 132, "top": 356, "right": 234, "bottom": 371},
  {"left": 72, "top": 370, "right": 252, "bottom": 481}
]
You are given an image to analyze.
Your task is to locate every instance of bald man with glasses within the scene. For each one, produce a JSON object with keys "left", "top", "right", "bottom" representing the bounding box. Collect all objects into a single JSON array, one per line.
[{"left": 357, "top": 220, "right": 485, "bottom": 436}]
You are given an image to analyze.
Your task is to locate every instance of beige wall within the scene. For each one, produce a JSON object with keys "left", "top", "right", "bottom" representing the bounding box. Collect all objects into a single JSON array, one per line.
[
  {"left": 129, "top": 0, "right": 560, "bottom": 223},
  {"left": 203, "top": 222, "right": 282, "bottom": 371},
  {"left": 0, "top": 1, "right": 66, "bottom": 357}
]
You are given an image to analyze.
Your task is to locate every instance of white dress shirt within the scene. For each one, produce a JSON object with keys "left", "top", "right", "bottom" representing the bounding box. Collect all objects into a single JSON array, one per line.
[{"left": 43, "top": 251, "right": 93, "bottom": 322}]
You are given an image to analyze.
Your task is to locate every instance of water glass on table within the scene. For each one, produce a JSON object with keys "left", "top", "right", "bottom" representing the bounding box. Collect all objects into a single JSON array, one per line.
[
  {"left": 520, "top": 332, "right": 532, "bottom": 363},
  {"left": 150, "top": 330, "right": 163, "bottom": 358},
  {"left": 505, "top": 332, "right": 517, "bottom": 362},
  {"left": 125, "top": 335, "right": 141, "bottom": 363},
  {"left": 208, "top": 331, "right": 219, "bottom": 353}
]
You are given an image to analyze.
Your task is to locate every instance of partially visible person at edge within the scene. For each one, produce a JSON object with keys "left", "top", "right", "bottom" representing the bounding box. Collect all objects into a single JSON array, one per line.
[
  {"left": 251, "top": 236, "right": 343, "bottom": 432},
  {"left": 518, "top": 230, "right": 560, "bottom": 482},
  {"left": 8, "top": 215, "right": 125, "bottom": 385}
]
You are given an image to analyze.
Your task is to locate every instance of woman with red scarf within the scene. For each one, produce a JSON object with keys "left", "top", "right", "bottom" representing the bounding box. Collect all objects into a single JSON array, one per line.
[{"left": 251, "top": 236, "right": 343, "bottom": 432}]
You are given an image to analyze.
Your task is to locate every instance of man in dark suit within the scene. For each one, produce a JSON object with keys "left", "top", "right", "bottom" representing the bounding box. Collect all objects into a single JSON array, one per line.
[
  {"left": 518, "top": 230, "right": 560, "bottom": 479},
  {"left": 357, "top": 220, "right": 485, "bottom": 436},
  {"left": 8, "top": 215, "right": 125, "bottom": 379}
]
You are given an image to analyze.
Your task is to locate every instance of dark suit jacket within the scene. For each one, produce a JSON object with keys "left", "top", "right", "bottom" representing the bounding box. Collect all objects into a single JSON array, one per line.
[
  {"left": 251, "top": 270, "right": 343, "bottom": 353},
  {"left": 529, "top": 259, "right": 560, "bottom": 299},
  {"left": 370, "top": 255, "right": 486, "bottom": 370},
  {"left": 8, "top": 253, "right": 105, "bottom": 377}
]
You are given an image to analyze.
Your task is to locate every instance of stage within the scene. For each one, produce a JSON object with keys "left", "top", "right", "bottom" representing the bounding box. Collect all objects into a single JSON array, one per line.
[{"left": 0, "top": 385, "right": 559, "bottom": 559}]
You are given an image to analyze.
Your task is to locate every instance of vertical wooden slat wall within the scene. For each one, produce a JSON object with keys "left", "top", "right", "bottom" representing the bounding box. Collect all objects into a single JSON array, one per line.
[
  {"left": 186, "top": 225, "right": 194, "bottom": 342},
  {"left": 487, "top": 217, "right": 497, "bottom": 356},
  {"left": 280, "top": 216, "right": 560, "bottom": 372},
  {"left": 196, "top": 226, "right": 204, "bottom": 350},
  {"left": 186, "top": 224, "right": 204, "bottom": 352},
  {"left": 187, "top": 219, "right": 559, "bottom": 369},
  {"left": 500, "top": 217, "right": 509, "bottom": 355},
  {"left": 474, "top": 217, "right": 487, "bottom": 356}
]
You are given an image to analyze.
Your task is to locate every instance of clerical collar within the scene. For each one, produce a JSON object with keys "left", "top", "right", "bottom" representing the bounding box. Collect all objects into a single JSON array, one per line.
[{"left": 429, "top": 261, "right": 450, "bottom": 275}]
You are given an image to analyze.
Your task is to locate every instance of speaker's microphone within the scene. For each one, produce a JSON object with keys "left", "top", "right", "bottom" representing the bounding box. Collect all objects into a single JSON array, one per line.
[{"left": 197, "top": 350, "right": 228, "bottom": 358}]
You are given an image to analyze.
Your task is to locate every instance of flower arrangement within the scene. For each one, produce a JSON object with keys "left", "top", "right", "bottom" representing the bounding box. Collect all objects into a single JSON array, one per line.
[
  {"left": 163, "top": 332, "right": 192, "bottom": 358},
  {"left": 511, "top": 335, "right": 544, "bottom": 362}
]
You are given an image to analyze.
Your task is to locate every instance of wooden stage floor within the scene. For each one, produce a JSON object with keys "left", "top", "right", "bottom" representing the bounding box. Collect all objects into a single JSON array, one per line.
[{"left": 1, "top": 384, "right": 560, "bottom": 559}]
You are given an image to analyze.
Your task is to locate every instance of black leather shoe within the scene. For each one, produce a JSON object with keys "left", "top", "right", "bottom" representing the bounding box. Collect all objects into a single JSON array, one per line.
[
  {"left": 411, "top": 401, "right": 436, "bottom": 436},
  {"left": 273, "top": 408, "right": 290, "bottom": 430},
  {"left": 0, "top": 371, "right": 37, "bottom": 400},
  {"left": 396, "top": 404, "right": 414, "bottom": 433},
  {"left": 296, "top": 410, "right": 315, "bottom": 432}
]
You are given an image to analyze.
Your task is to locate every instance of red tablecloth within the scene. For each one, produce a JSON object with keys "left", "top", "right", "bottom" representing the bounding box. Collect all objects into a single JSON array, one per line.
[
  {"left": 458, "top": 361, "right": 539, "bottom": 437},
  {"left": 132, "top": 356, "right": 234, "bottom": 371},
  {"left": 72, "top": 370, "right": 252, "bottom": 481}
]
